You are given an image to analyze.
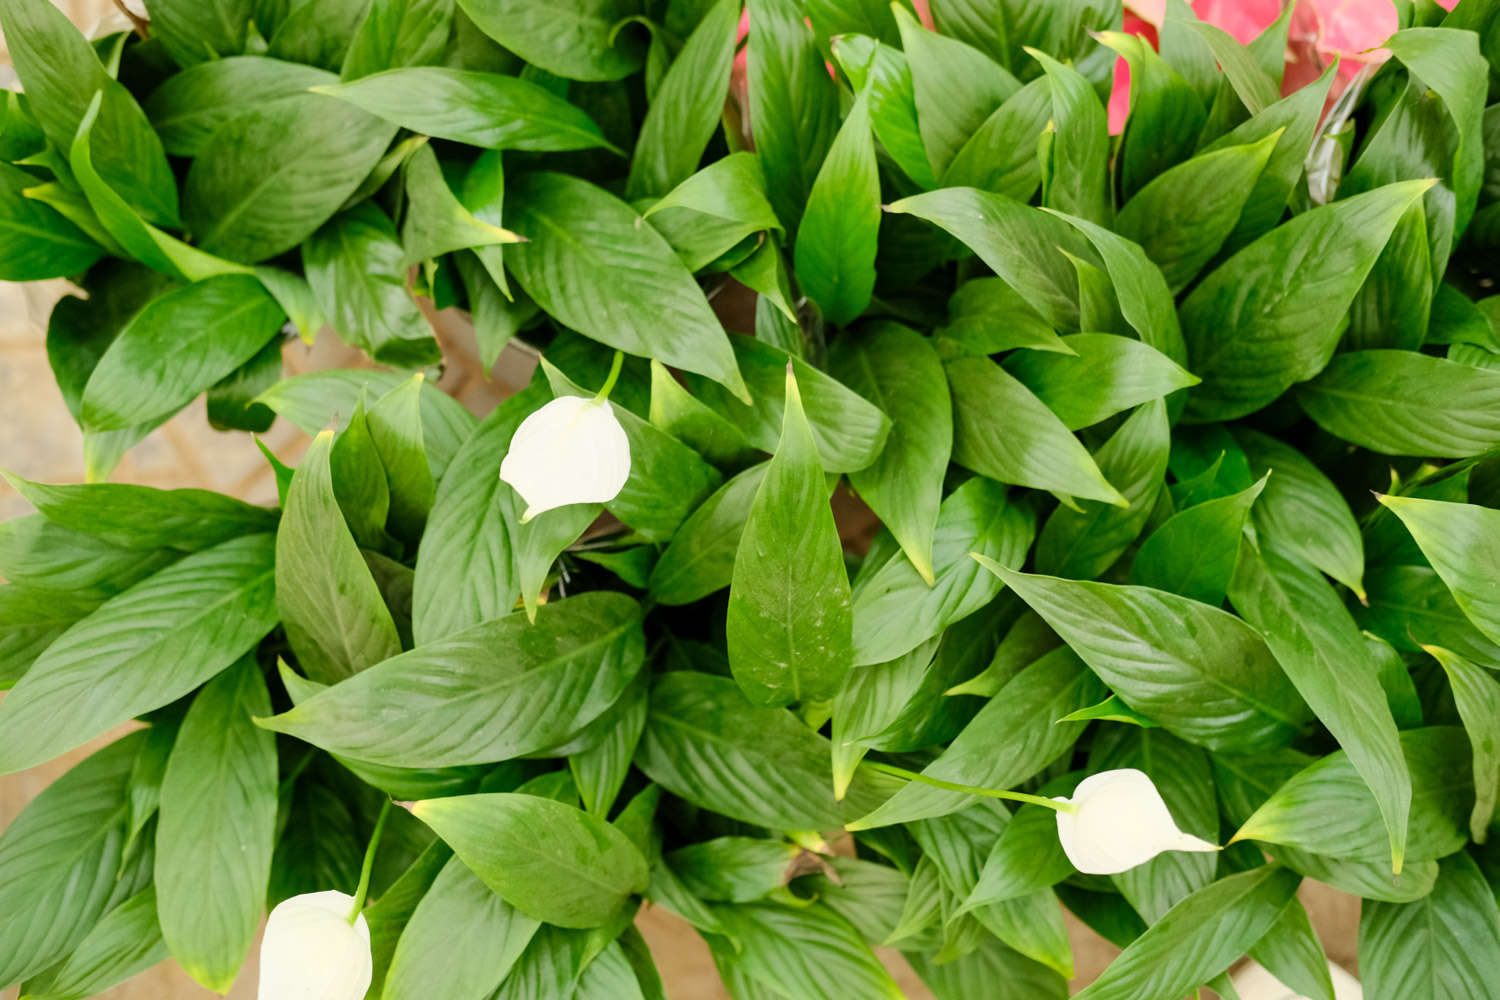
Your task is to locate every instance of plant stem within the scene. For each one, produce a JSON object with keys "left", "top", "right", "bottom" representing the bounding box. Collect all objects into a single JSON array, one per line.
[
  {"left": 348, "top": 799, "right": 393, "bottom": 923},
  {"left": 860, "top": 761, "right": 1078, "bottom": 814},
  {"left": 594, "top": 350, "right": 625, "bottom": 403}
]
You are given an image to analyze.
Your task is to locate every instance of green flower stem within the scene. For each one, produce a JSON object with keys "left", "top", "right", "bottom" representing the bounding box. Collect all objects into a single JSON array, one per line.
[
  {"left": 860, "top": 761, "right": 1078, "bottom": 815},
  {"left": 348, "top": 798, "right": 393, "bottom": 924},
  {"left": 593, "top": 350, "right": 626, "bottom": 403}
]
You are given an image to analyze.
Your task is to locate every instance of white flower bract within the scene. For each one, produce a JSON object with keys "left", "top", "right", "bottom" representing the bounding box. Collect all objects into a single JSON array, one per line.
[
  {"left": 257, "top": 890, "right": 372, "bottom": 1000},
  {"left": 499, "top": 394, "right": 632, "bottom": 520},
  {"left": 1053, "top": 768, "right": 1219, "bottom": 875}
]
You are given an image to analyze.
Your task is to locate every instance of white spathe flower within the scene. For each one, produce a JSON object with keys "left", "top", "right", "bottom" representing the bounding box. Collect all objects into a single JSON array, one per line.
[
  {"left": 499, "top": 394, "right": 631, "bottom": 521},
  {"left": 1054, "top": 768, "right": 1219, "bottom": 875},
  {"left": 257, "top": 890, "right": 372, "bottom": 1000}
]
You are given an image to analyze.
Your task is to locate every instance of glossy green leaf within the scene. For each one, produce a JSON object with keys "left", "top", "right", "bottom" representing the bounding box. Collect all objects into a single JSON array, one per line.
[
  {"left": 963, "top": 801, "right": 1074, "bottom": 911},
  {"left": 1006, "top": 333, "right": 1199, "bottom": 431},
  {"left": 831, "top": 35, "right": 936, "bottom": 190},
  {"left": 21, "top": 886, "right": 166, "bottom": 1000},
  {"left": 411, "top": 792, "right": 648, "bottom": 928},
  {"left": 851, "top": 476, "right": 1034, "bottom": 665},
  {"left": 1234, "top": 727, "right": 1470, "bottom": 864},
  {"left": 1423, "top": 646, "right": 1500, "bottom": 841},
  {"left": 364, "top": 840, "right": 452, "bottom": 997},
  {"left": 1100, "top": 31, "right": 1205, "bottom": 201},
  {"left": 830, "top": 637, "right": 941, "bottom": 798},
  {"left": 1299, "top": 350, "right": 1500, "bottom": 457},
  {"left": 1072, "top": 866, "right": 1301, "bottom": 1000},
  {"left": 947, "top": 355, "right": 1124, "bottom": 505},
  {"left": 342, "top": 0, "right": 454, "bottom": 79},
  {"left": 911, "top": 935, "right": 1067, "bottom": 1000},
  {"left": 304, "top": 202, "right": 442, "bottom": 368},
  {"left": 155, "top": 657, "right": 277, "bottom": 992},
  {"left": 1359, "top": 852, "right": 1500, "bottom": 1000},
  {"left": 0, "top": 535, "right": 276, "bottom": 775},
  {"left": 401, "top": 144, "right": 521, "bottom": 267},
  {"left": 1030, "top": 47, "right": 1110, "bottom": 225},
  {"left": 646, "top": 357, "right": 757, "bottom": 466},
  {"left": 1378, "top": 496, "right": 1500, "bottom": 651},
  {"left": 145, "top": 56, "right": 336, "bottom": 156},
  {"left": 144, "top": 0, "right": 253, "bottom": 67},
  {"left": 710, "top": 902, "right": 904, "bottom": 1000},
  {"left": 365, "top": 374, "right": 436, "bottom": 544},
  {"left": 265, "top": 0, "right": 368, "bottom": 68},
  {"left": 726, "top": 367, "right": 851, "bottom": 706},
  {"left": 989, "top": 566, "right": 1308, "bottom": 752},
  {"left": 794, "top": 91, "right": 880, "bottom": 327},
  {"left": 568, "top": 674, "right": 648, "bottom": 816},
  {"left": 382, "top": 855, "right": 540, "bottom": 1000},
  {"left": 667, "top": 837, "right": 805, "bottom": 903},
  {"left": 0, "top": 585, "right": 101, "bottom": 689},
  {"left": 0, "top": 731, "right": 140, "bottom": 987},
  {"left": 1181, "top": 180, "right": 1433, "bottom": 421},
  {"left": 315, "top": 67, "right": 617, "bottom": 150},
  {"left": 1182, "top": 20, "right": 1279, "bottom": 116},
  {"left": 1130, "top": 475, "right": 1265, "bottom": 604},
  {"left": 747, "top": 0, "right": 840, "bottom": 227},
  {"left": 506, "top": 172, "right": 747, "bottom": 400},
  {"left": 636, "top": 671, "right": 899, "bottom": 829},
  {"left": 1357, "top": 565, "right": 1500, "bottom": 667},
  {"left": 850, "top": 646, "right": 1103, "bottom": 828},
  {"left": 942, "top": 77, "right": 1051, "bottom": 200},
  {"left": 648, "top": 463, "right": 767, "bottom": 606},
  {"left": 0, "top": 161, "right": 101, "bottom": 281},
  {"left": 454, "top": 0, "right": 645, "bottom": 81}
]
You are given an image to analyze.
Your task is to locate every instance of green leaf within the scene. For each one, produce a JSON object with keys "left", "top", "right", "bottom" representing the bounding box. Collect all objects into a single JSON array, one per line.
[
  {"left": 568, "top": 674, "right": 648, "bottom": 816},
  {"left": 1359, "top": 852, "right": 1500, "bottom": 1000},
  {"left": 1299, "top": 350, "right": 1500, "bottom": 457},
  {"left": 0, "top": 0, "right": 177, "bottom": 226},
  {"left": 747, "top": 0, "right": 840, "bottom": 228},
  {"left": 20, "top": 886, "right": 166, "bottom": 1000},
  {"left": 647, "top": 357, "right": 757, "bottom": 467},
  {"left": 1377, "top": 496, "right": 1500, "bottom": 651},
  {"left": 411, "top": 792, "right": 649, "bottom": 928},
  {"left": 1035, "top": 399, "right": 1169, "bottom": 579},
  {"left": 942, "top": 77, "right": 1051, "bottom": 200},
  {"left": 1233, "top": 427, "right": 1364, "bottom": 598},
  {"left": 1029, "top": 47, "right": 1110, "bottom": 225},
  {"left": 1422, "top": 646, "right": 1500, "bottom": 841},
  {"left": 1234, "top": 727, "right": 1470, "bottom": 864},
  {"left": 1130, "top": 475, "right": 1265, "bottom": 604},
  {"left": 259, "top": 592, "right": 644, "bottom": 766},
  {"left": 829, "top": 323, "right": 950, "bottom": 585},
  {"left": 1, "top": 473, "right": 275, "bottom": 551},
  {"left": 1249, "top": 898, "right": 1335, "bottom": 1000},
  {"left": 342, "top": 0, "right": 454, "bottom": 80},
  {"left": 989, "top": 566, "right": 1308, "bottom": 751},
  {"left": 1182, "top": 20, "right": 1279, "bottom": 116},
  {"left": 401, "top": 144, "right": 521, "bottom": 267},
  {"left": 181, "top": 91, "right": 396, "bottom": 264},
  {"left": 727, "top": 367, "right": 852, "bottom": 706},
  {"left": 831, "top": 637, "right": 942, "bottom": 799},
  {"left": 454, "top": 0, "right": 645, "bottom": 81},
  {"left": 365, "top": 841, "right": 451, "bottom": 997},
  {"left": 1358, "top": 565, "right": 1500, "bottom": 667},
  {"left": 1229, "top": 541, "right": 1412, "bottom": 872},
  {"left": 667, "top": 837, "right": 804, "bottom": 902},
  {"left": 78, "top": 275, "right": 283, "bottom": 432},
  {"left": 265, "top": 0, "right": 379, "bottom": 69},
  {"left": 831, "top": 35, "right": 935, "bottom": 190},
  {"left": 964, "top": 801, "right": 1074, "bottom": 911},
  {"left": 276, "top": 430, "right": 403, "bottom": 683},
  {"left": 1116, "top": 133, "right": 1279, "bottom": 293},
  {"left": 314, "top": 67, "right": 617, "bottom": 150},
  {"left": 0, "top": 535, "right": 277, "bottom": 775},
  {"left": 709, "top": 902, "right": 904, "bottom": 1000},
  {"left": 911, "top": 935, "right": 1067, "bottom": 1000},
  {"left": 946, "top": 356, "right": 1125, "bottom": 505},
  {"left": 145, "top": 56, "right": 336, "bottom": 156},
  {"left": 206, "top": 336, "right": 282, "bottom": 433},
  {"left": 506, "top": 172, "right": 747, "bottom": 400},
  {"left": 0, "top": 161, "right": 101, "bottom": 281},
  {"left": 1099, "top": 31, "right": 1205, "bottom": 202},
  {"left": 937, "top": 278, "right": 1073, "bottom": 357},
  {"left": 683, "top": 333, "right": 891, "bottom": 473},
  {"left": 625, "top": 0, "right": 738, "bottom": 199},
  {"left": 849, "top": 646, "right": 1102, "bottom": 828},
  {"left": 851, "top": 476, "right": 1034, "bottom": 665},
  {"left": 0, "top": 731, "right": 140, "bottom": 986},
  {"left": 895, "top": 4, "right": 1018, "bottom": 177},
  {"left": 1180, "top": 179, "right": 1434, "bottom": 421},
  {"left": 155, "top": 657, "right": 276, "bottom": 992},
  {"left": 304, "top": 202, "right": 442, "bottom": 368},
  {"left": 382, "top": 855, "right": 540, "bottom": 1000},
  {"left": 648, "top": 463, "right": 767, "bottom": 606},
  {"left": 256, "top": 369, "right": 475, "bottom": 479},
  {"left": 0, "top": 585, "right": 102, "bottom": 689},
  {"left": 635, "top": 671, "right": 900, "bottom": 829},
  {"left": 1005, "top": 333, "right": 1199, "bottom": 431},
  {"left": 794, "top": 91, "right": 880, "bottom": 327},
  {"left": 364, "top": 375, "right": 436, "bottom": 544},
  {"left": 1072, "top": 866, "right": 1301, "bottom": 1000},
  {"left": 144, "top": 0, "right": 253, "bottom": 67}
]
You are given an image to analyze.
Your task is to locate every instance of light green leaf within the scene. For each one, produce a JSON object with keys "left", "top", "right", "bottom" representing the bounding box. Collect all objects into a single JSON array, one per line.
[
  {"left": 937, "top": 278, "right": 1073, "bottom": 357},
  {"left": 946, "top": 355, "right": 1125, "bottom": 505},
  {"left": 0, "top": 161, "right": 101, "bottom": 281},
  {"left": 568, "top": 674, "right": 648, "bottom": 816},
  {"left": 647, "top": 358, "right": 757, "bottom": 467},
  {"left": 1249, "top": 898, "right": 1335, "bottom": 1000},
  {"left": 831, "top": 34, "right": 936, "bottom": 190},
  {"left": 709, "top": 903, "right": 904, "bottom": 1000},
  {"left": 1422, "top": 646, "right": 1500, "bottom": 841},
  {"left": 1130, "top": 475, "right": 1265, "bottom": 605},
  {"left": 0, "top": 585, "right": 103, "bottom": 689},
  {"left": 145, "top": 56, "right": 336, "bottom": 156},
  {"left": 1006, "top": 333, "right": 1199, "bottom": 430},
  {"left": 1359, "top": 853, "right": 1500, "bottom": 1000},
  {"left": 411, "top": 792, "right": 649, "bottom": 928},
  {"left": 20, "top": 886, "right": 165, "bottom": 1000},
  {"left": 144, "top": 0, "right": 253, "bottom": 67},
  {"left": 1028, "top": 47, "right": 1110, "bottom": 225},
  {"left": 1181, "top": 180, "right": 1434, "bottom": 421},
  {"left": 1099, "top": 31, "right": 1205, "bottom": 202},
  {"left": 0, "top": 732, "right": 141, "bottom": 986},
  {"left": 0, "top": 535, "right": 276, "bottom": 775},
  {"left": 454, "top": 0, "right": 645, "bottom": 81},
  {"left": 1377, "top": 495, "right": 1500, "bottom": 650},
  {"left": 367, "top": 374, "right": 438, "bottom": 544},
  {"left": 1072, "top": 866, "right": 1301, "bottom": 1000},
  {"left": 401, "top": 144, "right": 521, "bottom": 266},
  {"left": 942, "top": 78, "right": 1051, "bottom": 200},
  {"left": 1234, "top": 727, "right": 1470, "bottom": 864},
  {"left": 831, "top": 637, "right": 941, "bottom": 799},
  {"left": 259, "top": 592, "right": 644, "bottom": 766},
  {"left": 155, "top": 657, "right": 277, "bottom": 992},
  {"left": 315, "top": 67, "right": 617, "bottom": 150},
  {"left": 648, "top": 463, "right": 768, "bottom": 607},
  {"left": 988, "top": 565, "right": 1308, "bottom": 752},
  {"left": 1182, "top": 20, "right": 1279, "bottom": 115},
  {"left": 830, "top": 323, "right": 951, "bottom": 584},
  {"left": 727, "top": 367, "right": 852, "bottom": 706},
  {"left": 794, "top": 91, "right": 880, "bottom": 327},
  {"left": 342, "top": 0, "right": 454, "bottom": 80}
]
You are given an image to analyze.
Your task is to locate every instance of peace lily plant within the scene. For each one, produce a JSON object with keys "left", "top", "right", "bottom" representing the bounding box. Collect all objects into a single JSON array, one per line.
[{"left": 2, "top": 0, "right": 1500, "bottom": 998}]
